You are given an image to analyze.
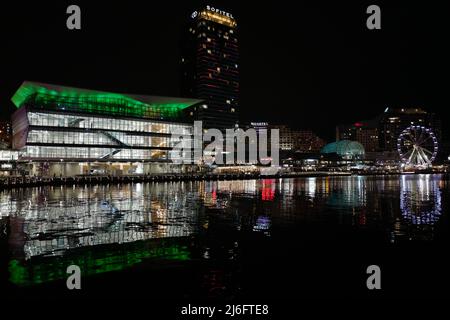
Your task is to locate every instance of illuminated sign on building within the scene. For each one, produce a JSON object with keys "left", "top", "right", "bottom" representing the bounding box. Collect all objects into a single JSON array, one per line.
[
  {"left": 191, "top": 6, "right": 236, "bottom": 27},
  {"left": 251, "top": 122, "right": 268, "bottom": 127},
  {"left": 205, "top": 5, "right": 234, "bottom": 19}
]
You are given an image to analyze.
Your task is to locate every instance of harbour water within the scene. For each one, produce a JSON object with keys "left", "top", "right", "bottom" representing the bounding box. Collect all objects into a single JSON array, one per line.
[{"left": 0, "top": 174, "right": 449, "bottom": 299}]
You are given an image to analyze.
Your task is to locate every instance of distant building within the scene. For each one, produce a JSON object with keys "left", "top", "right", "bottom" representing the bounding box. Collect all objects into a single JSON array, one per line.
[
  {"left": 244, "top": 122, "right": 272, "bottom": 165},
  {"left": 379, "top": 107, "right": 441, "bottom": 152},
  {"left": 295, "top": 130, "right": 327, "bottom": 153},
  {"left": 181, "top": 5, "right": 239, "bottom": 130},
  {"left": 337, "top": 121, "right": 379, "bottom": 152},
  {"left": 0, "top": 120, "right": 12, "bottom": 149},
  {"left": 271, "top": 125, "right": 325, "bottom": 153},
  {"left": 272, "top": 125, "right": 295, "bottom": 151},
  {"left": 249, "top": 122, "right": 269, "bottom": 134},
  {"left": 247, "top": 122, "right": 270, "bottom": 153}
]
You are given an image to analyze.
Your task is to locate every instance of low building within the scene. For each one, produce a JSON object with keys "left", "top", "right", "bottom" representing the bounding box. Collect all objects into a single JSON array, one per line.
[
  {"left": 321, "top": 140, "right": 365, "bottom": 160},
  {"left": 10, "top": 81, "right": 203, "bottom": 176}
]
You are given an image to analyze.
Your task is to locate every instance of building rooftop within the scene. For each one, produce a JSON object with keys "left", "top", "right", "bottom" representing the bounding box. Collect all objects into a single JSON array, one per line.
[
  {"left": 384, "top": 107, "right": 428, "bottom": 115},
  {"left": 11, "top": 81, "right": 203, "bottom": 121},
  {"left": 321, "top": 140, "right": 365, "bottom": 158},
  {"left": 192, "top": 6, "right": 237, "bottom": 27}
]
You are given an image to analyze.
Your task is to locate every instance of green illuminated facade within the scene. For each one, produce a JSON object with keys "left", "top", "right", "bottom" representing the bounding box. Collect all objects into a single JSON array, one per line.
[
  {"left": 9, "top": 238, "right": 190, "bottom": 286},
  {"left": 321, "top": 140, "right": 365, "bottom": 160},
  {"left": 10, "top": 82, "right": 203, "bottom": 175},
  {"left": 12, "top": 81, "right": 201, "bottom": 121}
]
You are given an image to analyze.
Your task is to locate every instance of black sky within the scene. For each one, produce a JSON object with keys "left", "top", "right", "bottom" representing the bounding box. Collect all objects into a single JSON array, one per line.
[{"left": 1, "top": 0, "right": 449, "bottom": 141}]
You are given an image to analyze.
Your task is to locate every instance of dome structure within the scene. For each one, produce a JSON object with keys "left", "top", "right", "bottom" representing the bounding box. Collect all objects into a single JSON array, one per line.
[{"left": 320, "top": 140, "right": 365, "bottom": 159}]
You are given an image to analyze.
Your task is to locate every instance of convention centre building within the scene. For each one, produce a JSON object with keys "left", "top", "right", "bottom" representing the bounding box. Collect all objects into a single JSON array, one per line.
[{"left": 8, "top": 81, "right": 203, "bottom": 176}]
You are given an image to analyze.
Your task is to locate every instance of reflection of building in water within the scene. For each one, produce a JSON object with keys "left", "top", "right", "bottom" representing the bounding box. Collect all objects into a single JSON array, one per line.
[
  {"left": 306, "top": 177, "right": 316, "bottom": 198},
  {"left": 279, "top": 178, "right": 294, "bottom": 197},
  {"left": 326, "top": 176, "right": 367, "bottom": 209},
  {"left": 9, "top": 237, "right": 190, "bottom": 287},
  {"left": 217, "top": 180, "right": 257, "bottom": 195},
  {"left": 253, "top": 216, "right": 271, "bottom": 236},
  {"left": 200, "top": 180, "right": 258, "bottom": 209},
  {"left": 400, "top": 175, "right": 442, "bottom": 225},
  {"left": 261, "top": 179, "right": 275, "bottom": 201},
  {"left": 3, "top": 183, "right": 198, "bottom": 260}
]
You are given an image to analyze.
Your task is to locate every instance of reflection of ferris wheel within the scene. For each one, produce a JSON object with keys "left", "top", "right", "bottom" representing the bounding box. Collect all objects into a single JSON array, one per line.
[{"left": 397, "top": 126, "right": 438, "bottom": 167}]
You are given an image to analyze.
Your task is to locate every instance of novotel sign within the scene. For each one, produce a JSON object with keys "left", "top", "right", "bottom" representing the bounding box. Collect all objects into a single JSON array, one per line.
[{"left": 191, "top": 5, "right": 234, "bottom": 19}]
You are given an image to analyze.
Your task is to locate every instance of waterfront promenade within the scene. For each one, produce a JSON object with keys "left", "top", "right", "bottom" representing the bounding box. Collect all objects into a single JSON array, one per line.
[
  {"left": 0, "top": 172, "right": 352, "bottom": 189},
  {"left": 1, "top": 170, "right": 448, "bottom": 190}
]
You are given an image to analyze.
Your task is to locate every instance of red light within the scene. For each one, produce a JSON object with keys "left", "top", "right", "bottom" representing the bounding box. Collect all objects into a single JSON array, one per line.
[
  {"left": 354, "top": 122, "right": 364, "bottom": 127},
  {"left": 261, "top": 179, "right": 275, "bottom": 201}
]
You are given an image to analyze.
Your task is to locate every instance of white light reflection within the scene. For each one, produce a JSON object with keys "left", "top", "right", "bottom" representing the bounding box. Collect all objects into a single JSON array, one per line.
[
  {"left": 306, "top": 177, "right": 316, "bottom": 198},
  {"left": 400, "top": 174, "right": 442, "bottom": 225}
]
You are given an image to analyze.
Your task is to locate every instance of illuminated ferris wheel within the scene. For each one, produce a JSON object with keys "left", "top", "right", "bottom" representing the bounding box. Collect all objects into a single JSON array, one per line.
[{"left": 397, "top": 125, "right": 438, "bottom": 167}]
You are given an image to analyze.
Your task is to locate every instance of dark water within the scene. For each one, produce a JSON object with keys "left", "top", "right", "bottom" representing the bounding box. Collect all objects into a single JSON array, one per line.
[{"left": 1, "top": 174, "right": 449, "bottom": 300}]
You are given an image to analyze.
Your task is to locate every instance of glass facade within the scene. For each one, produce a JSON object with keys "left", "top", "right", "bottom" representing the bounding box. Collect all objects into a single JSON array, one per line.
[
  {"left": 10, "top": 82, "right": 201, "bottom": 164},
  {"left": 27, "top": 112, "right": 191, "bottom": 135},
  {"left": 21, "top": 112, "right": 193, "bottom": 161},
  {"left": 0, "top": 150, "right": 18, "bottom": 161}
]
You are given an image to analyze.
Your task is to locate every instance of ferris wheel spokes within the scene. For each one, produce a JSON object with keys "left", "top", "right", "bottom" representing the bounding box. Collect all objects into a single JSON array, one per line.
[{"left": 397, "top": 125, "right": 438, "bottom": 168}]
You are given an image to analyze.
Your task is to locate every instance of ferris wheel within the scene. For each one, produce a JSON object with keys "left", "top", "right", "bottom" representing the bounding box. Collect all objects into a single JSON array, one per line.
[{"left": 397, "top": 125, "right": 438, "bottom": 167}]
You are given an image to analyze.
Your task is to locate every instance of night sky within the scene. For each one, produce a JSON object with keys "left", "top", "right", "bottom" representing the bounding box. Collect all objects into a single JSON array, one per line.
[{"left": 1, "top": 1, "right": 449, "bottom": 141}]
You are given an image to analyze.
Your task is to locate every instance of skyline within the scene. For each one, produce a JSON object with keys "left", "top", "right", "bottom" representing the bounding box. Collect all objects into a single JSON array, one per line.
[
  {"left": 2, "top": 1, "right": 450, "bottom": 304},
  {"left": 1, "top": 1, "right": 450, "bottom": 141}
]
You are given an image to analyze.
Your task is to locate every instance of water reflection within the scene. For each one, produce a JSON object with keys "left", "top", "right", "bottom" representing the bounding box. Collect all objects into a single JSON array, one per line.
[
  {"left": 0, "top": 174, "right": 448, "bottom": 289},
  {"left": 1, "top": 183, "right": 199, "bottom": 260},
  {"left": 400, "top": 175, "right": 442, "bottom": 225}
]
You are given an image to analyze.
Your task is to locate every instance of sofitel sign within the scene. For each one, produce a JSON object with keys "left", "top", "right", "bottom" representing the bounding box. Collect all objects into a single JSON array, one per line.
[{"left": 191, "top": 5, "right": 234, "bottom": 19}]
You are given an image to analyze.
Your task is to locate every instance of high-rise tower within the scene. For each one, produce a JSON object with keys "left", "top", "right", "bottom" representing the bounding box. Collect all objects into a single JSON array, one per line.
[{"left": 181, "top": 5, "right": 239, "bottom": 130}]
